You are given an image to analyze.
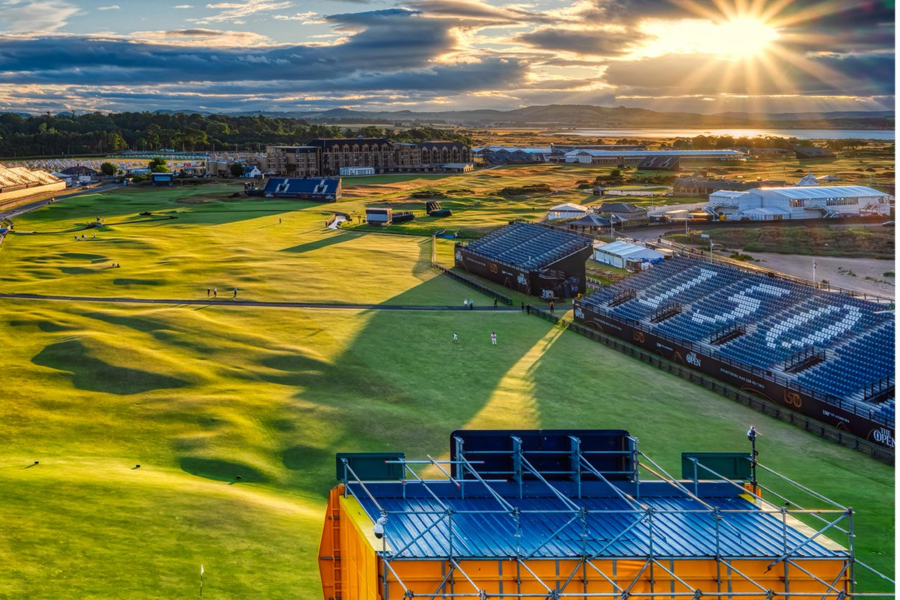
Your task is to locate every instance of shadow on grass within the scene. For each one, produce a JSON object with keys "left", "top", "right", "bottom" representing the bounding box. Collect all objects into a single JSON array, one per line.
[
  {"left": 32, "top": 339, "right": 189, "bottom": 395},
  {"left": 281, "top": 230, "right": 359, "bottom": 255},
  {"left": 179, "top": 457, "right": 267, "bottom": 483},
  {"left": 256, "top": 275, "right": 551, "bottom": 497}
]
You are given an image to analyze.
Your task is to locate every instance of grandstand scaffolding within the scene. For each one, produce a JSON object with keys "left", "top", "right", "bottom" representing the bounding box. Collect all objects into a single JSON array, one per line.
[{"left": 319, "top": 430, "right": 894, "bottom": 600}]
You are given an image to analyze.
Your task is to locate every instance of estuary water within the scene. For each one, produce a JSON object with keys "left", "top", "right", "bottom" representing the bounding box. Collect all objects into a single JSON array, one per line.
[{"left": 553, "top": 128, "right": 895, "bottom": 140}]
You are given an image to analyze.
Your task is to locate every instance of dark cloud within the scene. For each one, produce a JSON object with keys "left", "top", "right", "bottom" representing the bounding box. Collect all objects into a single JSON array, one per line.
[{"left": 515, "top": 27, "right": 640, "bottom": 56}]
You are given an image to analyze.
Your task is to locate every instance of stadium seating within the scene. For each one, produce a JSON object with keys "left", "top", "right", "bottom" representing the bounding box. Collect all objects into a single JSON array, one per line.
[
  {"left": 579, "top": 256, "right": 895, "bottom": 423},
  {"left": 464, "top": 223, "right": 591, "bottom": 270}
]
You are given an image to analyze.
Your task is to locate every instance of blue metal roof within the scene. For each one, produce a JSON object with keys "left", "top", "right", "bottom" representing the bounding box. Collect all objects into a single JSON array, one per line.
[{"left": 351, "top": 482, "right": 842, "bottom": 560}]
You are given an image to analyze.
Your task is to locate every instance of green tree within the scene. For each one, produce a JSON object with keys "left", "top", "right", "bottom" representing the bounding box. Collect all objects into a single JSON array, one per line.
[
  {"left": 99, "top": 162, "right": 118, "bottom": 176},
  {"left": 106, "top": 131, "right": 127, "bottom": 152},
  {"left": 148, "top": 157, "right": 170, "bottom": 173},
  {"left": 229, "top": 163, "right": 244, "bottom": 177}
]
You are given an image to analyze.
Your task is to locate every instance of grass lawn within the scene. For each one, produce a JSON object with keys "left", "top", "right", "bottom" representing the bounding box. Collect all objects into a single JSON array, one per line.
[
  {"left": 668, "top": 225, "right": 895, "bottom": 259},
  {"left": 0, "top": 178, "right": 893, "bottom": 599}
]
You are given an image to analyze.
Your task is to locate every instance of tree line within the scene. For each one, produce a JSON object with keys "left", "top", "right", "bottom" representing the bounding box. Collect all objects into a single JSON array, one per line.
[{"left": 0, "top": 112, "right": 472, "bottom": 157}]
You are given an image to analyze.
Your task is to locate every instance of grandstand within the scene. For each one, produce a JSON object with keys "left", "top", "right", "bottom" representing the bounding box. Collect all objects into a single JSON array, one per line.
[
  {"left": 249, "top": 177, "right": 342, "bottom": 201},
  {"left": 319, "top": 429, "right": 879, "bottom": 600},
  {"left": 455, "top": 222, "right": 592, "bottom": 298},
  {"left": 575, "top": 256, "right": 894, "bottom": 445},
  {"left": 0, "top": 164, "right": 65, "bottom": 204}
]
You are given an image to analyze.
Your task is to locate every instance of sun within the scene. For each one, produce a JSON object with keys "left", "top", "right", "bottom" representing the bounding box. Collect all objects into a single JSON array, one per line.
[
  {"left": 638, "top": 16, "right": 780, "bottom": 59},
  {"left": 703, "top": 17, "right": 780, "bottom": 57}
]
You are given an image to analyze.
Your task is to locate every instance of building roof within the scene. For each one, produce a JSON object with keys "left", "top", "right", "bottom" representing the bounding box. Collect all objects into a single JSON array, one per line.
[
  {"left": 750, "top": 185, "right": 892, "bottom": 200},
  {"left": 472, "top": 146, "right": 552, "bottom": 154},
  {"left": 416, "top": 141, "right": 469, "bottom": 149},
  {"left": 565, "top": 149, "right": 744, "bottom": 158},
  {"left": 307, "top": 138, "right": 390, "bottom": 148},
  {"left": 599, "top": 202, "right": 646, "bottom": 214},
  {"left": 742, "top": 207, "right": 791, "bottom": 216},
  {"left": 595, "top": 240, "right": 665, "bottom": 261},
  {"left": 0, "top": 165, "right": 61, "bottom": 187},
  {"left": 709, "top": 190, "right": 750, "bottom": 199},
  {"left": 795, "top": 173, "right": 819, "bottom": 186},
  {"left": 549, "top": 203, "right": 588, "bottom": 213},
  {"left": 464, "top": 222, "right": 592, "bottom": 270},
  {"left": 569, "top": 213, "right": 611, "bottom": 227}
]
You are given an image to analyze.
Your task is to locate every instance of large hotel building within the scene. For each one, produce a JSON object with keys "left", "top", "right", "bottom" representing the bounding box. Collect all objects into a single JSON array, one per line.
[{"left": 264, "top": 138, "right": 471, "bottom": 176}]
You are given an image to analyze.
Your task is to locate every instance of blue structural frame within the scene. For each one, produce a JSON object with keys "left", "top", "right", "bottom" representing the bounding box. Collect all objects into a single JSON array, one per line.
[{"left": 337, "top": 430, "right": 894, "bottom": 600}]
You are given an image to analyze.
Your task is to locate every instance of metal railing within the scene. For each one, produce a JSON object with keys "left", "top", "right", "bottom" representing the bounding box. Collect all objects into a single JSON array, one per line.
[{"left": 338, "top": 434, "right": 895, "bottom": 599}]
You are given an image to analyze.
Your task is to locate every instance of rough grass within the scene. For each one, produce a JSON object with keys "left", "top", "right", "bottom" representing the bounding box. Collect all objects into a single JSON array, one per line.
[
  {"left": 673, "top": 225, "right": 895, "bottom": 259},
  {"left": 0, "top": 177, "right": 893, "bottom": 599}
]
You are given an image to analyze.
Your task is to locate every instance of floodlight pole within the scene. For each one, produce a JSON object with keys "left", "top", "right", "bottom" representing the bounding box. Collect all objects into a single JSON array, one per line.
[{"left": 747, "top": 426, "right": 759, "bottom": 493}]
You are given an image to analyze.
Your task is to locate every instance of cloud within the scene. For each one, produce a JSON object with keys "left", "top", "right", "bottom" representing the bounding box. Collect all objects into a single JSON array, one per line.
[
  {"left": 515, "top": 27, "right": 639, "bottom": 57},
  {"left": 0, "top": 0, "right": 892, "bottom": 114},
  {"left": 193, "top": 0, "right": 293, "bottom": 24},
  {"left": 0, "top": 0, "right": 79, "bottom": 33},
  {"left": 97, "top": 4, "right": 119, "bottom": 10},
  {"left": 601, "top": 51, "right": 895, "bottom": 97},
  {"left": 272, "top": 11, "right": 319, "bottom": 23}
]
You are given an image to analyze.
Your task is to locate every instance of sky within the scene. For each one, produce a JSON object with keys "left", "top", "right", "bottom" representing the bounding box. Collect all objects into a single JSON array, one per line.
[{"left": 0, "top": 0, "right": 894, "bottom": 115}]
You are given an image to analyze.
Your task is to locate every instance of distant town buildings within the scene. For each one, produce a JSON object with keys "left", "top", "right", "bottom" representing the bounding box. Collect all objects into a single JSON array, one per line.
[
  {"left": 265, "top": 139, "right": 472, "bottom": 176},
  {"left": 563, "top": 149, "right": 745, "bottom": 166}
]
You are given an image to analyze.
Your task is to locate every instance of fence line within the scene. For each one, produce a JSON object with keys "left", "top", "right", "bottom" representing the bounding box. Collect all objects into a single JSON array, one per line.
[
  {"left": 528, "top": 308, "right": 894, "bottom": 465},
  {"left": 431, "top": 263, "right": 513, "bottom": 305}
]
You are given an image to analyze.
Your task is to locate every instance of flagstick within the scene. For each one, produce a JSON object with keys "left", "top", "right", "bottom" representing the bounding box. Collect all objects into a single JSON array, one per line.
[{"left": 199, "top": 565, "right": 204, "bottom": 599}]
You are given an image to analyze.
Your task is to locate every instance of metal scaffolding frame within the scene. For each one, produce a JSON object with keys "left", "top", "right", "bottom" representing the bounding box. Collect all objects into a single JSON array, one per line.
[{"left": 339, "top": 434, "right": 895, "bottom": 600}]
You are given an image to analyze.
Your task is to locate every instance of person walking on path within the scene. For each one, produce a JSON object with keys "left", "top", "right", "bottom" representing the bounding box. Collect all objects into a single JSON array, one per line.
[
  {"left": 493, "top": 298, "right": 498, "bottom": 308},
  {"left": 464, "top": 298, "right": 468, "bottom": 307},
  {"left": 233, "top": 287, "right": 238, "bottom": 298},
  {"left": 550, "top": 300, "right": 555, "bottom": 314},
  {"left": 521, "top": 302, "right": 525, "bottom": 313},
  {"left": 526, "top": 304, "right": 531, "bottom": 315},
  {"left": 213, "top": 287, "right": 217, "bottom": 298},
  {"left": 207, "top": 288, "right": 210, "bottom": 298},
  {"left": 469, "top": 300, "right": 474, "bottom": 310},
  {"left": 491, "top": 332, "right": 497, "bottom": 346}
]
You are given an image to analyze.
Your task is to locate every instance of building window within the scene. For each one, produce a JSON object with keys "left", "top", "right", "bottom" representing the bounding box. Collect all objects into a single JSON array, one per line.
[{"left": 789, "top": 198, "right": 805, "bottom": 207}]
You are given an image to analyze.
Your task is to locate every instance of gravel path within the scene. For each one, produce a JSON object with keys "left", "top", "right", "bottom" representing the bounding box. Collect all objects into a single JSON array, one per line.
[{"left": 747, "top": 252, "right": 895, "bottom": 298}]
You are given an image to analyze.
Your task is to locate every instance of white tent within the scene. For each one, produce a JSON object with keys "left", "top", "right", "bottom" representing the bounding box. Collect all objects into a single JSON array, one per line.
[
  {"left": 795, "top": 173, "right": 819, "bottom": 186},
  {"left": 593, "top": 240, "right": 665, "bottom": 269}
]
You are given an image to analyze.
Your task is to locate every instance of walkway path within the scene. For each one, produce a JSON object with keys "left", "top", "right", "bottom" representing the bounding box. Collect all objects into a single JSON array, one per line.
[{"left": 0, "top": 292, "right": 520, "bottom": 311}]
